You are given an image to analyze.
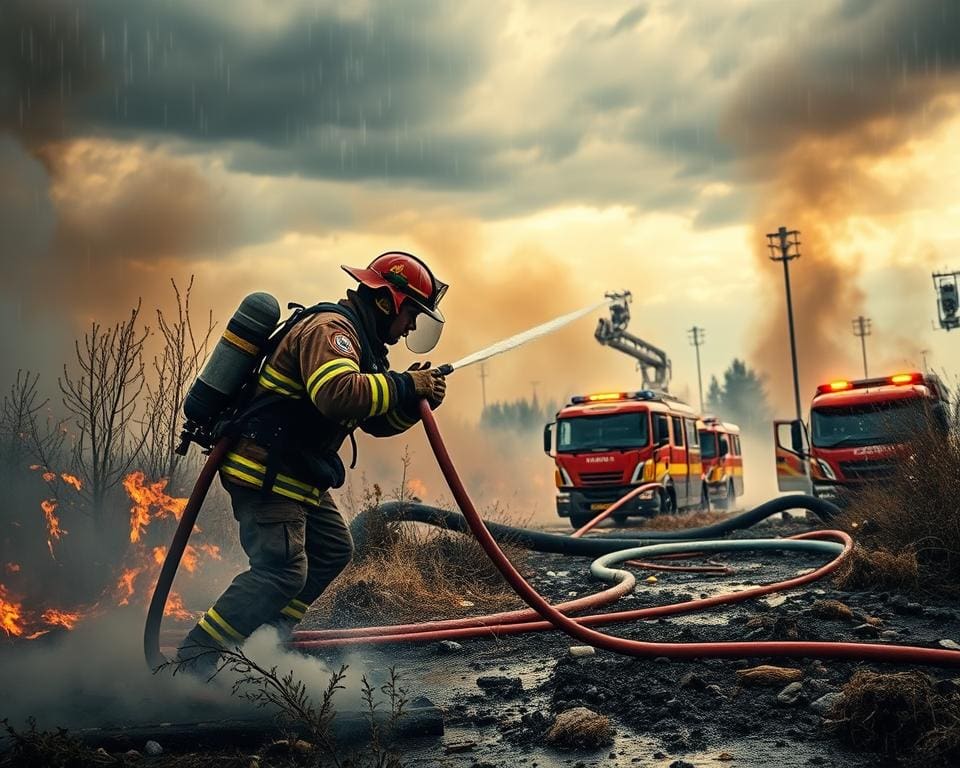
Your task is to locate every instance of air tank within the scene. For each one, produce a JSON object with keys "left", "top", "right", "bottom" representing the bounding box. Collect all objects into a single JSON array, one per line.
[{"left": 183, "top": 292, "right": 281, "bottom": 428}]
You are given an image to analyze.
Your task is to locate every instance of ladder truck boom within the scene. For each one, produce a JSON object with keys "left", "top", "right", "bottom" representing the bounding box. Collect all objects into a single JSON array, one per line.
[{"left": 595, "top": 291, "right": 672, "bottom": 391}]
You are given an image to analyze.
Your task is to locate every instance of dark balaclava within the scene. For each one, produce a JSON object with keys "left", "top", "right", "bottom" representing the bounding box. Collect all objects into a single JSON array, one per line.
[{"left": 357, "top": 284, "right": 396, "bottom": 344}]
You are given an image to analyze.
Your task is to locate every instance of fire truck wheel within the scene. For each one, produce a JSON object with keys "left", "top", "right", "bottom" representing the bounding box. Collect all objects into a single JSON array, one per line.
[
  {"left": 570, "top": 512, "right": 594, "bottom": 530},
  {"left": 718, "top": 479, "right": 736, "bottom": 511},
  {"left": 658, "top": 487, "right": 676, "bottom": 515}
]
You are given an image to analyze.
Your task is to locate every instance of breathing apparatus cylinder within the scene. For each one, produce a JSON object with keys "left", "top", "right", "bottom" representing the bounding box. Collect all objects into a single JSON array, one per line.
[{"left": 178, "top": 292, "right": 281, "bottom": 453}]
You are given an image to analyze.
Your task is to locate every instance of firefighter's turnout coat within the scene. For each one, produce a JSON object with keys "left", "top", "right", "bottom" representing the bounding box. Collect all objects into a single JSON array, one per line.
[{"left": 181, "top": 291, "right": 421, "bottom": 654}]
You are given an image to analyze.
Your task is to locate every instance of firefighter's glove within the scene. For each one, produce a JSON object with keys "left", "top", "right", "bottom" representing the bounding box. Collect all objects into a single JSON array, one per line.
[{"left": 409, "top": 368, "right": 446, "bottom": 409}]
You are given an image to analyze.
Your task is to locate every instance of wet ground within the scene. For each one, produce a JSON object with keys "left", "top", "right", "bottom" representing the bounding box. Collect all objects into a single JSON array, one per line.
[{"left": 301, "top": 514, "right": 960, "bottom": 767}]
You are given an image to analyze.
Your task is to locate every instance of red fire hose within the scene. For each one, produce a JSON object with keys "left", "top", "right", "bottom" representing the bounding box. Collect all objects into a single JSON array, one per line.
[{"left": 294, "top": 401, "right": 960, "bottom": 665}]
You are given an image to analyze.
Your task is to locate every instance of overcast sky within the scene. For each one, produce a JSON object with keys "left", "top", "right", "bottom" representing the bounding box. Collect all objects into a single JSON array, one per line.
[{"left": 2, "top": 0, "right": 959, "bottom": 443}]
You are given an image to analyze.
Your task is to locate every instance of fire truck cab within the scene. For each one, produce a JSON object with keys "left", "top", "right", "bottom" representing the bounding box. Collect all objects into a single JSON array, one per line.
[
  {"left": 543, "top": 390, "right": 705, "bottom": 529},
  {"left": 698, "top": 417, "right": 744, "bottom": 510},
  {"left": 774, "top": 371, "right": 949, "bottom": 505}
]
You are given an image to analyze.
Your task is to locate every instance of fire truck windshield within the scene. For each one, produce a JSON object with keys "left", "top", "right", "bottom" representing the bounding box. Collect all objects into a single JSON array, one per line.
[
  {"left": 811, "top": 397, "right": 929, "bottom": 448},
  {"left": 557, "top": 412, "right": 649, "bottom": 453},
  {"left": 699, "top": 432, "right": 718, "bottom": 458}
]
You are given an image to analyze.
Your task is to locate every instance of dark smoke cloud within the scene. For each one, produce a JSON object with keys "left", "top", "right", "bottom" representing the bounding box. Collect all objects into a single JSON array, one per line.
[{"left": 723, "top": 0, "right": 960, "bottom": 408}]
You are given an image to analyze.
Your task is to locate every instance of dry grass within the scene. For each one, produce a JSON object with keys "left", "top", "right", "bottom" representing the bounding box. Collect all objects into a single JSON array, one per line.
[
  {"left": 835, "top": 406, "right": 960, "bottom": 594},
  {"left": 828, "top": 670, "right": 960, "bottom": 766},
  {"left": 637, "top": 509, "right": 729, "bottom": 531},
  {"left": 735, "top": 665, "right": 803, "bottom": 687},
  {"left": 316, "top": 482, "right": 527, "bottom": 624},
  {"left": 545, "top": 707, "right": 613, "bottom": 748},
  {"left": 832, "top": 546, "right": 920, "bottom": 592},
  {"left": 810, "top": 599, "right": 854, "bottom": 621}
]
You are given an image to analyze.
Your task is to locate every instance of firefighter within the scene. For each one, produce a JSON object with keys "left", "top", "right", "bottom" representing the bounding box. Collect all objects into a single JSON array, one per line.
[{"left": 176, "top": 252, "right": 448, "bottom": 675}]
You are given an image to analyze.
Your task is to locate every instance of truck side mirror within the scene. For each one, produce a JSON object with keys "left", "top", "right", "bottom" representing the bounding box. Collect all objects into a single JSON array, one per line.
[
  {"left": 543, "top": 423, "right": 555, "bottom": 456},
  {"left": 719, "top": 437, "right": 729, "bottom": 457},
  {"left": 790, "top": 420, "right": 804, "bottom": 454}
]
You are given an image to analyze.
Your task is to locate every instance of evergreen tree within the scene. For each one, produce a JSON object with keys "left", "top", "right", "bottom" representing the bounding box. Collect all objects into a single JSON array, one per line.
[{"left": 705, "top": 359, "right": 771, "bottom": 433}]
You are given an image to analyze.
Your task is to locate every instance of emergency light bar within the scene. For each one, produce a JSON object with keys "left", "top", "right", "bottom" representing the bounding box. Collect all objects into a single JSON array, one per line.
[
  {"left": 569, "top": 389, "right": 661, "bottom": 404},
  {"left": 816, "top": 372, "right": 925, "bottom": 395}
]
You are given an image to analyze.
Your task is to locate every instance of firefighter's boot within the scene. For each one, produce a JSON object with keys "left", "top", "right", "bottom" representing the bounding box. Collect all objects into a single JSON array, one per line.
[{"left": 174, "top": 624, "right": 223, "bottom": 680}]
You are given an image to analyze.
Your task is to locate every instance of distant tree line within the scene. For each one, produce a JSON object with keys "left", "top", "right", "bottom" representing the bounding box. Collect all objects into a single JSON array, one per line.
[
  {"left": 705, "top": 358, "right": 772, "bottom": 434},
  {"left": 480, "top": 397, "right": 558, "bottom": 434}
]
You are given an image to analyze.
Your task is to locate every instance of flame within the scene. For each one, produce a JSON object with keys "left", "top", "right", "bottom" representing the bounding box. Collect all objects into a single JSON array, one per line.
[
  {"left": 407, "top": 478, "right": 428, "bottom": 499},
  {"left": 5, "top": 563, "right": 20, "bottom": 574},
  {"left": 0, "top": 584, "right": 25, "bottom": 637},
  {"left": 40, "top": 499, "right": 66, "bottom": 557},
  {"left": 123, "top": 471, "right": 187, "bottom": 543},
  {"left": 28, "top": 464, "right": 41, "bottom": 471},
  {"left": 61, "top": 473, "right": 82, "bottom": 491},
  {"left": 41, "top": 608, "right": 81, "bottom": 630},
  {"left": 42, "top": 471, "right": 56, "bottom": 483},
  {"left": 197, "top": 544, "right": 221, "bottom": 560},
  {"left": 164, "top": 591, "right": 193, "bottom": 621},
  {"left": 116, "top": 567, "right": 143, "bottom": 606}
]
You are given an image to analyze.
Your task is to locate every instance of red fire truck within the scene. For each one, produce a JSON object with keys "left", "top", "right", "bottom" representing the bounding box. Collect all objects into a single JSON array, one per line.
[
  {"left": 698, "top": 417, "right": 744, "bottom": 510},
  {"left": 774, "top": 371, "right": 949, "bottom": 504},
  {"left": 543, "top": 390, "right": 706, "bottom": 529}
]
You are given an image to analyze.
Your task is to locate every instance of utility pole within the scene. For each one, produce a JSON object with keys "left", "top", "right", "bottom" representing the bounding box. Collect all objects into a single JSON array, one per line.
[
  {"left": 687, "top": 326, "right": 706, "bottom": 412},
  {"left": 478, "top": 363, "right": 488, "bottom": 410},
  {"left": 851, "top": 315, "right": 872, "bottom": 378},
  {"left": 766, "top": 226, "right": 803, "bottom": 422},
  {"left": 530, "top": 380, "right": 540, "bottom": 404},
  {"left": 920, "top": 349, "right": 929, "bottom": 372}
]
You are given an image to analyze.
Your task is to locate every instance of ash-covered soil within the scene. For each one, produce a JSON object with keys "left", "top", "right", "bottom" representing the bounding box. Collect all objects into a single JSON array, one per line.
[{"left": 301, "top": 514, "right": 960, "bottom": 767}]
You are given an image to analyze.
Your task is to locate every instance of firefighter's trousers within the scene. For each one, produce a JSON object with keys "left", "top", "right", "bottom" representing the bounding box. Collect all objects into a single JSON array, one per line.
[{"left": 179, "top": 480, "right": 354, "bottom": 657}]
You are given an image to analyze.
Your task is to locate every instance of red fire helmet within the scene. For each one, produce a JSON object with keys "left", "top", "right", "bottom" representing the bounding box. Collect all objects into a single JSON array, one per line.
[{"left": 342, "top": 251, "right": 448, "bottom": 352}]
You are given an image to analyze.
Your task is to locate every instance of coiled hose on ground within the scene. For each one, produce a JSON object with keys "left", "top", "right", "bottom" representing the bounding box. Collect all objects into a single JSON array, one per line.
[{"left": 294, "top": 401, "right": 960, "bottom": 666}]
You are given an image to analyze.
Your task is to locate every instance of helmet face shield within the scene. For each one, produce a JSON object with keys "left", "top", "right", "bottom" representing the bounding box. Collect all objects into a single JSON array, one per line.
[{"left": 405, "top": 309, "right": 444, "bottom": 353}]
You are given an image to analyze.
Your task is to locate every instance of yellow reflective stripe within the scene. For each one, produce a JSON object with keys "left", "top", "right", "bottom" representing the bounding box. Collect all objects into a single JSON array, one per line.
[
  {"left": 222, "top": 329, "right": 259, "bottom": 355},
  {"left": 197, "top": 617, "right": 228, "bottom": 647},
  {"left": 375, "top": 373, "right": 390, "bottom": 414},
  {"left": 307, "top": 358, "right": 359, "bottom": 394},
  {"left": 290, "top": 598, "right": 309, "bottom": 611},
  {"left": 309, "top": 364, "right": 357, "bottom": 402},
  {"left": 207, "top": 608, "right": 245, "bottom": 642},
  {"left": 367, "top": 373, "right": 382, "bottom": 417},
  {"left": 221, "top": 463, "right": 263, "bottom": 486},
  {"left": 281, "top": 605, "right": 305, "bottom": 620},
  {"left": 271, "top": 484, "right": 319, "bottom": 505},
  {"left": 222, "top": 453, "right": 322, "bottom": 506},
  {"left": 264, "top": 364, "right": 303, "bottom": 391},
  {"left": 257, "top": 376, "right": 300, "bottom": 397}
]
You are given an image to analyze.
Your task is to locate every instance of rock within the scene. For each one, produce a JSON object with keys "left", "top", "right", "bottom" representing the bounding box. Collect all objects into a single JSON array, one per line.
[
  {"left": 144, "top": 740, "right": 163, "bottom": 756},
  {"left": 669, "top": 761, "right": 696, "bottom": 768},
  {"left": 477, "top": 675, "right": 523, "bottom": 696},
  {"left": 124, "top": 750, "right": 142, "bottom": 761},
  {"left": 938, "top": 639, "right": 960, "bottom": 650},
  {"left": 719, "top": 753, "right": 735, "bottom": 761},
  {"left": 437, "top": 640, "right": 464, "bottom": 653},
  {"left": 95, "top": 748, "right": 110, "bottom": 758},
  {"left": 880, "top": 630, "right": 899, "bottom": 641},
  {"left": 444, "top": 740, "right": 477, "bottom": 754},
  {"left": 810, "top": 692, "right": 843, "bottom": 715},
  {"left": 679, "top": 672, "right": 707, "bottom": 690},
  {"left": 777, "top": 681, "right": 804, "bottom": 705},
  {"left": 706, "top": 684, "right": 726, "bottom": 699},
  {"left": 853, "top": 623, "right": 880, "bottom": 638},
  {"left": 889, "top": 595, "right": 924, "bottom": 615},
  {"left": 569, "top": 645, "right": 596, "bottom": 658},
  {"left": 764, "top": 594, "right": 787, "bottom": 608}
]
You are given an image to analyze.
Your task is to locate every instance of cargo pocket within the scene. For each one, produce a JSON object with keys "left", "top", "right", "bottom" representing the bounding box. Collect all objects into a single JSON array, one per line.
[{"left": 256, "top": 520, "right": 306, "bottom": 566}]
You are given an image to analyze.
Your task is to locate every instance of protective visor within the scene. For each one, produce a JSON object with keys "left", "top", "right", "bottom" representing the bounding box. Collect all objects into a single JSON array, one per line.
[{"left": 404, "top": 279, "right": 447, "bottom": 353}]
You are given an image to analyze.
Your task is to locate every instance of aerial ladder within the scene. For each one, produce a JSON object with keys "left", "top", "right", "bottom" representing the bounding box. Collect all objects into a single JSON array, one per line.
[{"left": 595, "top": 291, "right": 672, "bottom": 391}]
